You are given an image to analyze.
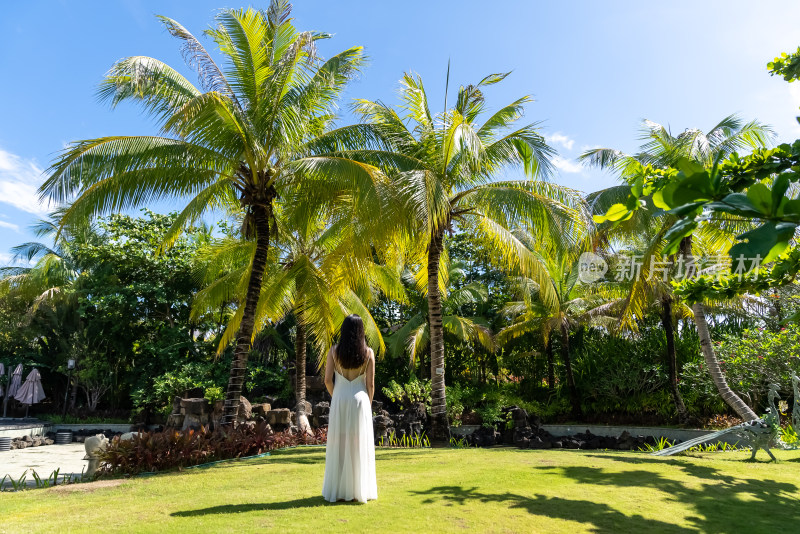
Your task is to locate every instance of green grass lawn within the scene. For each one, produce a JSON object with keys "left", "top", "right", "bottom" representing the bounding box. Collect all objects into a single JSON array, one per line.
[{"left": 3, "top": 447, "right": 800, "bottom": 533}]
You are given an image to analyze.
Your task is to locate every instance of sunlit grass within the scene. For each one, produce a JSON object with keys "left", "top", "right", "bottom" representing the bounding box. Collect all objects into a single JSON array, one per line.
[{"left": 3, "top": 447, "right": 800, "bottom": 533}]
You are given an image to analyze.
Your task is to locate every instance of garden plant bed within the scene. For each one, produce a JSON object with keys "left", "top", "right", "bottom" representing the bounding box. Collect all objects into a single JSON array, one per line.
[{"left": 4, "top": 447, "right": 800, "bottom": 532}]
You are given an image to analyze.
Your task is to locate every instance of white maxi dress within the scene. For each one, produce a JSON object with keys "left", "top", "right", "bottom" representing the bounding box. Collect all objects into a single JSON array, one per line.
[{"left": 322, "top": 358, "right": 378, "bottom": 503}]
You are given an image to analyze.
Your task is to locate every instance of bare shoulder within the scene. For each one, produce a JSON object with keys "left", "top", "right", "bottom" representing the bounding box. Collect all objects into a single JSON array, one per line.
[{"left": 368, "top": 347, "right": 375, "bottom": 362}]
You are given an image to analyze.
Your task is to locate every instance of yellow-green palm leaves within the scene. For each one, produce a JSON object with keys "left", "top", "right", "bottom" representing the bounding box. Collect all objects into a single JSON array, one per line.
[
  {"left": 38, "top": 3, "right": 380, "bottom": 423},
  {"left": 325, "top": 70, "right": 584, "bottom": 439}
]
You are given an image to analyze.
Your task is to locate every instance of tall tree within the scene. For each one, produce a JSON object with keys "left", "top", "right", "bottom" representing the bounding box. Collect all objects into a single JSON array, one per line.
[
  {"left": 337, "top": 72, "right": 582, "bottom": 441},
  {"left": 193, "top": 210, "right": 399, "bottom": 431},
  {"left": 40, "top": 3, "right": 382, "bottom": 424},
  {"left": 583, "top": 116, "right": 772, "bottom": 421},
  {"left": 496, "top": 229, "right": 615, "bottom": 417}
]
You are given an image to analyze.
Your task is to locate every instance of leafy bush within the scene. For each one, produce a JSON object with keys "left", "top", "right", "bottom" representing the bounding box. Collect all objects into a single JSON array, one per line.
[
  {"left": 445, "top": 383, "right": 469, "bottom": 427},
  {"left": 204, "top": 386, "right": 224, "bottom": 404},
  {"left": 681, "top": 325, "right": 800, "bottom": 413},
  {"left": 131, "top": 361, "right": 223, "bottom": 419},
  {"left": 382, "top": 378, "right": 431, "bottom": 408},
  {"left": 99, "top": 424, "right": 326, "bottom": 476},
  {"left": 247, "top": 365, "right": 293, "bottom": 402},
  {"left": 475, "top": 403, "right": 503, "bottom": 429}
]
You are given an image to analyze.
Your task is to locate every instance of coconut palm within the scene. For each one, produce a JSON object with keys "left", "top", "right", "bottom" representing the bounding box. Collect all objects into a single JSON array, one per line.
[
  {"left": 0, "top": 210, "right": 92, "bottom": 313},
  {"left": 39, "top": 3, "right": 384, "bottom": 423},
  {"left": 387, "top": 259, "right": 494, "bottom": 369},
  {"left": 329, "top": 72, "right": 583, "bottom": 441},
  {"left": 496, "top": 228, "right": 619, "bottom": 417},
  {"left": 581, "top": 116, "right": 773, "bottom": 421},
  {"left": 192, "top": 208, "right": 402, "bottom": 431}
]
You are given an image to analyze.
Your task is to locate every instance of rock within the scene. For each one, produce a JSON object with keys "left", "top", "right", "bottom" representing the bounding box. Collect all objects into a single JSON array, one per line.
[
  {"left": 181, "top": 398, "right": 209, "bottom": 416},
  {"left": 165, "top": 413, "right": 185, "bottom": 429},
  {"left": 529, "top": 436, "right": 551, "bottom": 449},
  {"left": 371, "top": 400, "right": 383, "bottom": 412},
  {"left": 252, "top": 403, "right": 272, "bottom": 417},
  {"left": 237, "top": 396, "right": 253, "bottom": 421},
  {"left": 513, "top": 426, "right": 533, "bottom": 447},
  {"left": 313, "top": 415, "right": 329, "bottom": 427},
  {"left": 172, "top": 396, "right": 182, "bottom": 414},
  {"left": 268, "top": 408, "right": 291, "bottom": 425},
  {"left": 313, "top": 402, "right": 330, "bottom": 417}
]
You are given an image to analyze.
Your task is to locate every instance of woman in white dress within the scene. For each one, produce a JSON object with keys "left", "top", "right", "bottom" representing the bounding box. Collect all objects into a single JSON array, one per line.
[{"left": 322, "top": 314, "right": 378, "bottom": 503}]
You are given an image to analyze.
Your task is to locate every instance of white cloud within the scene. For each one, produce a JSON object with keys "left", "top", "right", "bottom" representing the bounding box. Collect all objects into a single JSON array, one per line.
[
  {"left": 0, "top": 252, "right": 18, "bottom": 267},
  {"left": 0, "top": 220, "right": 20, "bottom": 232},
  {"left": 0, "top": 148, "right": 49, "bottom": 216},
  {"left": 546, "top": 133, "right": 575, "bottom": 151},
  {"left": 552, "top": 155, "right": 582, "bottom": 174}
]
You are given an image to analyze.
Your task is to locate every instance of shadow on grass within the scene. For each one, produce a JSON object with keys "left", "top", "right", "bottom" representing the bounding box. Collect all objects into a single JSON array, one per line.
[
  {"left": 171, "top": 496, "right": 332, "bottom": 516},
  {"left": 528, "top": 454, "right": 800, "bottom": 533},
  {"left": 409, "top": 486, "right": 690, "bottom": 533}
]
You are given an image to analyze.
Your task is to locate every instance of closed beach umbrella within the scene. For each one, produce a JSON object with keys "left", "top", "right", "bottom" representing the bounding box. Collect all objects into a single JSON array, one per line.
[
  {"left": 7, "top": 364, "right": 23, "bottom": 398},
  {"left": 15, "top": 368, "right": 46, "bottom": 406},
  {"left": 0, "top": 362, "right": 4, "bottom": 397}
]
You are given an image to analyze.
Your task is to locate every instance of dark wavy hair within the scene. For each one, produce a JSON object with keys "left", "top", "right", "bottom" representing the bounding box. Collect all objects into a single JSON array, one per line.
[{"left": 335, "top": 314, "right": 368, "bottom": 369}]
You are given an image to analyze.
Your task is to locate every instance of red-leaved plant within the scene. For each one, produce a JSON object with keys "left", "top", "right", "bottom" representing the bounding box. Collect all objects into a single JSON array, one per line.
[{"left": 99, "top": 423, "right": 327, "bottom": 476}]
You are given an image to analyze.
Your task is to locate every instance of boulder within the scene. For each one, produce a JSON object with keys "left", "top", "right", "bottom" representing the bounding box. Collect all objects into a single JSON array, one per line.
[
  {"left": 166, "top": 413, "right": 185, "bottom": 429},
  {"left": 268, "top": 408, "right": 291, "bottom": 425},
  {"left": 313, "top": 402, "right": 330, "bottom": 417},
  {"left": 313, "top": 415, "right": 329, "bottom": 428},
  {"left": 252, "top": 403, "right": 272, "bottom": 417},
  {"left": 180, "top": 398, "right": 209, "bottom": 416},
  {"left": 237, "top": 396, "right": 253, "bottom": 420}
]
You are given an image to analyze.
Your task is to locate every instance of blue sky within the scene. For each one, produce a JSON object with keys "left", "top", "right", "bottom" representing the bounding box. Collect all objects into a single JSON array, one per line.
[{"left": 2, "top": 1, "right": 800, "bottom": 265}]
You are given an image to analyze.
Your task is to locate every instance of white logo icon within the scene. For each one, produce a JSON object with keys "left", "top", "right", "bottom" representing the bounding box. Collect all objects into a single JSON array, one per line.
[{"left": 577, "top": 252, "right": 608, "bottom": 283}]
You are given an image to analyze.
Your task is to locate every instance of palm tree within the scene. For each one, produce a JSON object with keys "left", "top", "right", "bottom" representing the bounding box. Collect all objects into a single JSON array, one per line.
[
  {"left": 0, "top": 210, "right": 92, "bottom": 314},
  {"left": 333, "top": 72, "right": 583, "bottom": 441},
  {"left": 387, "top": 259, "right": 494, "bottom": 368},
  {"left": 581, "top": 116, "right": 773, "bottom": 421},
  {"left": 496, "top": 229, "right": 617, "bottom": 417},
  {"left": 39, "top": 3, "right": 383, "bottom": 424},
  {"left": 193, "top": 209, "right": 398, "bottom": 431}
]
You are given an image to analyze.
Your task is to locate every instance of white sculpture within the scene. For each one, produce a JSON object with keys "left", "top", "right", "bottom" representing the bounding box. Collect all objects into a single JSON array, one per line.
[
  {"left": 119, "top": 431, "right": 140, "bottom": 441},
  {"left": 83, "top": 434, "right": 109, "bottom": 478}
]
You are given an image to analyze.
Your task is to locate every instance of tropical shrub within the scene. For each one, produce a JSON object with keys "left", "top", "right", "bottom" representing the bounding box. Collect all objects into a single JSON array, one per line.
[
  {"left": 99, "top": 424, "right": 326, "bottom": 476},
  {"left": 382, "top": 378, "right": 431, "bottom": 408},
  {"left": 131, "top": 360, "right": 228, "bottom": 419},
  {"left": 681, "top": 325, "right": 800, "bottom": 412}
]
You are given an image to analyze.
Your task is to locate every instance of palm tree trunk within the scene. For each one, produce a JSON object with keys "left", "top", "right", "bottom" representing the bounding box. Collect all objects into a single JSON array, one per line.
[
  {"left": 679, "top": 237, "right": 757, "bottom": 421},
  {"left": 560, "top": 322, "right": 581, "bottom": 418},
  {"left": 427, "top": 229, "right": 450, "bottom": 444},
  {"left": 294, "top": 312, "right": 311, "bottom": 434},
  {"left": 223, "top": 203, "right": 272, "bottom": 425},
  {"left": 661, "top": 296, "right": 689, "bottom": 423},
  {"left": 691, "top": 302, "right": 758, "bottom": 421},
  {"left": 546, "top": 337, "right": 555, "bottom": 390}
]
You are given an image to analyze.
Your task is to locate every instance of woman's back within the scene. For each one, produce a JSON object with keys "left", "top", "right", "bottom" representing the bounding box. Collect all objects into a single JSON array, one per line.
[{"left": 322, "top": 334, "right": 378, "bottom": 503}]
